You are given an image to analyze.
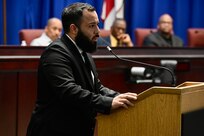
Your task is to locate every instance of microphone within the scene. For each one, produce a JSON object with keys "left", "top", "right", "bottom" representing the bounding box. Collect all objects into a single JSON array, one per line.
[{"left": 99, "top": 37, "right": 176, "bottom": 86}]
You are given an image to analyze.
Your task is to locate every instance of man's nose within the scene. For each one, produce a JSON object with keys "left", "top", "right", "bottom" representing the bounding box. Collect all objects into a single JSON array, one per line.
[
  {"left": 56, "top": 29, "right": 61, "bottom": 35},
  {"left": 118, "top": 28, "right": 124, "bottom": 34},
  {"left": 95, "top": 26, "right": 100, "bottom": 34}
]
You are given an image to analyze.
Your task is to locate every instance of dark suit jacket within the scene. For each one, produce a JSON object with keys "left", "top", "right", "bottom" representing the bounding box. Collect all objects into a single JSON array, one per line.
[
  {"left": 143, "top": 32, "right": 183, "bottom": 47},
  {"left": 26, "top": 34, "right": 119, "bottom": 136}
]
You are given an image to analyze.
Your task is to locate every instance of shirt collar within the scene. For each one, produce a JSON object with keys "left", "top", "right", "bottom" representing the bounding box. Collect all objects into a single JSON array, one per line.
[
  {"left": 42, "top": 32, "right": 52, "bottom": 43},
  {"left": 65, "top": 34, "right": 82, "bottom": 54}
]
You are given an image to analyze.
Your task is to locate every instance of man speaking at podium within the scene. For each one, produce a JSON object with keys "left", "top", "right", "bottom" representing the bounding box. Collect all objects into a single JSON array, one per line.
[{"left": 26, "top": 2, "right": 137, "bottom": 136}]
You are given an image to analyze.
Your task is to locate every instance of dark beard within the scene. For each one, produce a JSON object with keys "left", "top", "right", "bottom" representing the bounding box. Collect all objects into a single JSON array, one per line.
[{"left": 75, "top": 29, "right": 98, "bottom": 53}]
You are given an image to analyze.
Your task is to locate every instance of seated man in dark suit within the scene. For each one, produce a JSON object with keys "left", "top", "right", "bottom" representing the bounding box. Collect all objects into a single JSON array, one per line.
[
  {"left": 98, "top": 18, "right": 133, "bottom": 47},
  {"left": 143, "top": 14, "right": 183, "bottom": 47}
]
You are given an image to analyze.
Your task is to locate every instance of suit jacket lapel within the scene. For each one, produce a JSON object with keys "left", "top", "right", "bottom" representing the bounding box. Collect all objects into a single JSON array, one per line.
[
  {"left": 172, "top": 36, "right": 178, "bottom": 47},
  {"left": 60, "top": 34, "right": 95, "bottom": 91},
  {"left": 82, "top": 52, "right": 95, "bottom": 88}
]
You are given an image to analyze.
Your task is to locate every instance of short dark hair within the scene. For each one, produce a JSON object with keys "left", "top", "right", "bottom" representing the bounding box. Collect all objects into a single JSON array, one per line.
[{"left": 61, "top": 2, "right": 95, "bottom": 33}]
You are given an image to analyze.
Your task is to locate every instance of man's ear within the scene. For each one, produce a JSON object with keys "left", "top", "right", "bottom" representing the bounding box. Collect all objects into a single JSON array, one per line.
[
  {"left": 45, "top": 26, "right": 48, "bottom": 33},
  {"left": 70, "top": 24, "right": 78, "bottom": 36}
]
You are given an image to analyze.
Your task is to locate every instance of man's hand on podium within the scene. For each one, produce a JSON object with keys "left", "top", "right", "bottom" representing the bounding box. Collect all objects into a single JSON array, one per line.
[{"left": 111, "top": 92, "right": 137, "bottom": 110}]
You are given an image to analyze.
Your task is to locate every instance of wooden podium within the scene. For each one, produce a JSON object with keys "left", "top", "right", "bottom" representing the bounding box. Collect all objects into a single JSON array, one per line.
[{"left": 95, "top": 82, "right": 204, "bottom": 136}]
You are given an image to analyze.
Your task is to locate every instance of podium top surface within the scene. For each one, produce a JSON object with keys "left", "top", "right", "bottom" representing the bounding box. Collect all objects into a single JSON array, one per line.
[{"left": 138, "top": 81, "right": 204, "bottom": 113}]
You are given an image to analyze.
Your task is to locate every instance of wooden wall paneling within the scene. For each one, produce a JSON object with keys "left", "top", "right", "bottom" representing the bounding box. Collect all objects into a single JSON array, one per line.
[
  {"left": 0, "top": 72, "right": 18, "bottom": 136},
  {"left": 17, "top": 71, "right": 37, "bottom": 136}
]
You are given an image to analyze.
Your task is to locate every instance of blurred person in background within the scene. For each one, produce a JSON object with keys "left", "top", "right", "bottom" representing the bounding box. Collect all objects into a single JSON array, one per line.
[
  {"left": 143, "top": 14, "right": 183, "bottom": 47},
  {"left": 30, "top": 17, "right": 62, "bottom": 46},
  {"left": 98, "top": 18, "right": 133, "bottom": 47}
]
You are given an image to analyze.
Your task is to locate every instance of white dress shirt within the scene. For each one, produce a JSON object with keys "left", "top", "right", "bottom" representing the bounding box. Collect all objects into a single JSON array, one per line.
[{"left": 30, "top": 32, "right": 52, "bottom": 46}]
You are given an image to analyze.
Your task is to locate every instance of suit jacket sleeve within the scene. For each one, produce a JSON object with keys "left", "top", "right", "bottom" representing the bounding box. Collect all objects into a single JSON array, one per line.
[{"left": 143, "top": 35, "right": 157, "bottom": 47}]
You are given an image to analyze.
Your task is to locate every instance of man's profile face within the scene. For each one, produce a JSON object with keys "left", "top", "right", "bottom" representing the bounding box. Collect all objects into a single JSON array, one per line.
[
  {"left": 75, "top": 9, "right": 100, "bottom": 53},
  {"left": 46, "top": 19, "right": 62, "bottom": 41}
]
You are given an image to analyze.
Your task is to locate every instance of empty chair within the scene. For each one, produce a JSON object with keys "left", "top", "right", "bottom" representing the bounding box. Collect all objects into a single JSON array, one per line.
[
  {"left": 19, "top": 29, "right": 44, "bottom": 45},
  {"left": 134, "top": 28, "right": 157, "bottom": 47},
  {"left": 187, "top": 28, "right": 204, "bottom": 47}
]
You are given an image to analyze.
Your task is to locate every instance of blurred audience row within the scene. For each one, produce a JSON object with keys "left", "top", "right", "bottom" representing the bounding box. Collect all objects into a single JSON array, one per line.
[{"left": 19, "top": 14, "right": 204, "bottom": 47}]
